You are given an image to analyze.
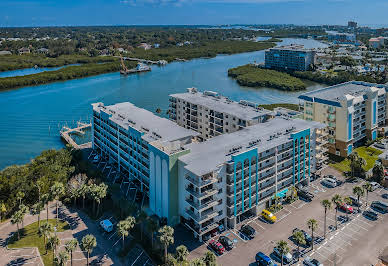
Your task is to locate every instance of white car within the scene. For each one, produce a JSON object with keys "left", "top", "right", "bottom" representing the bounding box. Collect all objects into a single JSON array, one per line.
[
  {"left": 100, "top": 219, "right": 113, "bottom": 233},
  {"left": 321, "top": 178, "right": 337, "bottom": 188}
]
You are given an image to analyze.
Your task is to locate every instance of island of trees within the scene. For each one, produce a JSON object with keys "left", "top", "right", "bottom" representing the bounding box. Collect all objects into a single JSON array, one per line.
[{"left": 228, "top": 64, "right": 306, "bottom": 91}]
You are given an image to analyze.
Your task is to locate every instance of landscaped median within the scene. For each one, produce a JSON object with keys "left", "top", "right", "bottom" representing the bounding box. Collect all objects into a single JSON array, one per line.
[
  {"left": 330, "top": 146, "right": 382, "bottom": 173},
  {"left": 228, "top": 64, "right": 306, "bottom": 91},
  {"left": 7, "top": 219, "right": 69, "bottom": 266}
]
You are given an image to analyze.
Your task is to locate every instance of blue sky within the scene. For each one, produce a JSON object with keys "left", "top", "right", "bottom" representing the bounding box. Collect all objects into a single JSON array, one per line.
[{"left": 1, "top": 0, "right": 388, "bottom": 27}]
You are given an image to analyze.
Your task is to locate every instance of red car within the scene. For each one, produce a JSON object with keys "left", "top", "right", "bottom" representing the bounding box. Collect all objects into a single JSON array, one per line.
[
  {"left": 340, "top": 203, "right": 354, "bottom": 213},
  {"left": 209, "top": 239, "right": 225, "bottom": 255}
]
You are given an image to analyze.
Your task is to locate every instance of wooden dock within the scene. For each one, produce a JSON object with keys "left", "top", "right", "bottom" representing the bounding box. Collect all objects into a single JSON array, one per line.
[{"left": 60, "top": 122, "right": 92, "bottom": 149}]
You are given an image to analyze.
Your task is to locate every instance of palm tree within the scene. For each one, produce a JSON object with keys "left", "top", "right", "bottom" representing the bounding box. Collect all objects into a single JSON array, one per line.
[
  {"left": 372, "top": 163, "right": 384, "bottom": 184},
  {"left": 307, "top": 219, "right": 318, "bottom": 250},
  {"left": 81, "top": 234, "right": 97, "bottom": 266},
  {"left": 19, "top": 204, "right": 28, "bottom": 228},
  {"left": 117, "top": 220, "right": 130, "bottom": 249},
  {"left": 10, "top": 210, "right": 23, "bottom": 240},
  {"left": 203, "top": 250, "right": 217, "bottom": 266},
  {"left": 31, "top": 202, "right": 44, "bottom": 228},
  {"left": 0, "top": 202, "right": 6, "bottom": 221},
  {"left": 343, "top": 196, "right": 352, "bottom": 220},
  {"left": 48, "top": 235, "right": 60, "bottom": 261},
  {"left": 65, "top": 239, "right": 78, "bottom": 266},
  {"left": 276, "top": 240, "right": 290, "bottom": 266},
  {"left": 39, "top": 222, "right": 53, "bottom": 254},
  {"left": 41, "top": 193, "right": 51, "bottom": 222},
  {"left": 146, "top": 218, "right": 158, "bottom": 250},
  {"left": 16, "top": 191, "right": 25, "bottom": 206},
  {"left": 320, "top": 199, "right": 331, "bottom": 238},
  {"left": 175, "top": 245, "right": 189, "bottom": 263},
  {"left": 159, "top": 225, "right": 174, "bottom": 263},
  {"left": 78, "top": 184, "right": 89, "bottom": 209},
  {"left": 137, "top": 210, "right": 147, "bottom": 241},
  {"left": 54, "top": 250, "right": 69, "bottom": 266},
  {"left": 353, "top": 186, "right": 364, "bottom": 213},
  {"left": 292, "top": 231, "right": 306, "bottom": 260},
  {"left": 95, "top": 183, "right": 108, "bottom": 217},
  {"left": 190, "top": 258, "right": 205, "bottom": 266},
  {"left": 331, "top": 194, "right": 343, "bottom": 230},
  {"left": 50, "top": 182, "right": 65, "bottom": 226},
  {"left": 363, "top": 182, "right": 372, "bottom": 207}
]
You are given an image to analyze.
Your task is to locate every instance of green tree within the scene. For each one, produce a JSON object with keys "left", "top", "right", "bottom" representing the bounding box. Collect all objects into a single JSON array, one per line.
[
  {"left": 50, "top": 182, "right": 65, "bottom": 226},
  {"left": 10, "top": 210, "right": 23, "bottom": 240},
  {"left": 363, "top": 182, "right": 372, "bottom": 207},
  {"left": 175, "top": 245, "right": 189, "bottom": 263},
  {"left": 41, "top": 193, "right": 52, "bottom": 222},
  {"left": 203, "top": 250, "right": 217, "bottom": 266},
  {"left": 292, "top": 231, "right": 306, "bottom": 259},
  {"left": 349, "top": 152, "right": 366, "bottom": 177},
  {"left": 307, "top": 219, "right": 318, "bottom": 250},
  {"left": 343, "top": 196, "right": 352, "bottom": 220},
  {"left": 0, "top": 202, "right": 6, "bottom": 221},
  {"left": 78, "top": 184, "right": 89, "bottom": 209},
  {"left": 190, "top": 258, "right": 206, "bottom": 266},
  {"left": 95, "top": 183, "right": 108, "bottom": 216},
  {"left": 81, "top": 234, "right": 97, "bottom": 266},
  {"left": 372, "top": 163, "right": 384, "bottom": 184},
  {"left": 19, "top": 204, "right": 29, "bottom": 228},
  {"left": 146, "top": 218, "right": 158, "bottom": 250},
  {"left": 65, "top": 238, "right": 78, "bottom": 266},
  {"left": 331, "top": 194, "right": 343, "bottom": 230},
  {"left": 54, "top": 250, "right": 69, "bottom": 266},
  {"left": 159, "top": 225, "right": 174, "bottom": 263},
  {"left": 117, "top": 219, "right": 132, "bottom": 249},
  {"left": 48, "top": 235, "right": 60, "bottom": 261},
  {"left": 39, "top": 222, "right": 54, "bottom": 254},
  {"left": 137, "top": 210, "right": 148, "bottom": 241},
  {"left": 276, "top": 240, "right": 290, "bottom": 266},
  {"left": 353, "top": 186, "right": 364, "bottom": 213},
  {"left": 16, "top": 191, "right": 25, "bottom": 205},
  {"left": 321, "top": 199, "right": 331, "bottom": 238},
  {"left": 31, "top": 202, "right": 44, "bottom": 228}
]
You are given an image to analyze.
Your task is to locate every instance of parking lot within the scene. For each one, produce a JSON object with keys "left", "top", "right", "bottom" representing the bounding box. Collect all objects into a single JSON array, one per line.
[{"left": 188, "top": 167, "right": 388, "bottom": 266}]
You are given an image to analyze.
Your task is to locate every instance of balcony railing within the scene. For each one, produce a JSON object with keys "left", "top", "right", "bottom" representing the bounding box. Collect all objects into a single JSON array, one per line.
[
  {"left": 186, "top": 187, "right": 218, "bottom": 199},
  {"left": 186, "top": 175, "right": 218, "bottom": 187},
  {"left": 186, "top": 208, "right": 219, "bottom": 223}
]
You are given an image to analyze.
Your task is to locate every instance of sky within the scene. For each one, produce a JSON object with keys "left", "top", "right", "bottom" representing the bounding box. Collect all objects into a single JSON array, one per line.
[{"left": 1, "top": 0, "right": 388, "bottom": 27}]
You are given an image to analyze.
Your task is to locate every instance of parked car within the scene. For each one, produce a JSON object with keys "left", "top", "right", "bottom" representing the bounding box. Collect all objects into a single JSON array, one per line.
[
  {"left": 241, "top": 224, "right": 256, "bottom": 239},
  {"left": 340, "top": 203, "right": 354, "bottom": 213},
  {"left": 261, "top": 209, "right": 277, "bottom": 223},
  {"left": 363, "top": 210, "right": 378, "bottom": 220},
  {"left": 208, "top": 239, "right": 225, "bottom": 255},
  {"left": 100, "top": 219, "right": 114, "bottom": 233},
  {"left": 321, "top": 177, "right": 337, "bottom": 188},
  {"left": 303, "top": 256, "right": 323, "bottom": 266},
  {"left": 382, "top": 193, "right": 388, "bottom": 199},
  {"left": 273, "top": 247, "right": 293, "bottom": 264},
  {"left": 370, "top": 182, "right": 380, "bottom": 191},
  {"left": 292, "top": 228, "right": 312, "bottom": 246},
  {"left": 218, "top": 236, "right": 234, "bottom": 250},
  {"left": 256, "top": 252, "right": 277, "bottom": 266},
  {"left": 297, "top": 189, "right": 314, "bottom": 201},
  {"left": 349, "top": 196, "right": 362, "bottom": 207},
  {"left": 371, "top": 201, "right": 388, "bottom": 213}
]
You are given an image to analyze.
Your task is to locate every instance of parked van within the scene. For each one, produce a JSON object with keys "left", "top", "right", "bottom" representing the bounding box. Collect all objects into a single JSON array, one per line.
[
  {"left": 321, "top": 178, "right": 337, "bottom": 188},
  {"left": 261, "top": 209, "right": 277, "bottom": 223},
  {"left": 100, "top": 219, "right": 114, "bottom": 232}
]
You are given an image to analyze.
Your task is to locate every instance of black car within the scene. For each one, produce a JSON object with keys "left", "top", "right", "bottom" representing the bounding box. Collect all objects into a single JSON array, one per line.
[
  {"left": 371, "top": 201, "right": 388, "bottom": 213},
  {"left": 241, "top": 224, "right": 256, "bottom": 239},
  {"left": 349, "top": 196, "right": 362, "bottom": 207},
  {"left": 292, "top": 228, "right": 312, "bottom": 246},
  {"left": 219, "top": 235, "right": 234, "bottom": 250},
  {"left": 363, "top": 210, "right": 378, "bottom": 220},
  {"left": 297, "top": 189, "right": 314, "bottom": 201}
]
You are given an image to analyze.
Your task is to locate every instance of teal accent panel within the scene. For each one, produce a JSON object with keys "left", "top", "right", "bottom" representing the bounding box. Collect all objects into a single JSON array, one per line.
[
  {"left": 292, "top": 139, "right": 296, "bottom": 185},
  {"left": 256, "top": 156, "right": 259, "bottom": 205},
  {"left": 234, "top": 163, "right": 237, "bottom": 216},
  {"left": 241, "top": 167, "right": 244, "bottom": 213},
  {"left": 297, "top": 138, "right": 300, "bottom": 182},
  {"left": 308, "top": 136, "right": 311, "bottom": 177},
  {"left": 249, "top": 160, "right": 252, "bottom": 208},
  {"left": 372, "top": 130, "right": 377, "bottom": 140},
  {"left": 303, "top": 137, "right": 306, "bottom": 180},
  {"left": 373, "top": 101, "right": 377, "bottom": 125}
]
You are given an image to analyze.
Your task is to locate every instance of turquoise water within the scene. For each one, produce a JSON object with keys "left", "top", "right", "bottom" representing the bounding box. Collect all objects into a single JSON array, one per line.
[
  {"left": 0, "top": 38, "right": 327, "bottom": 169},
  {"left": 0, "top": 64, "right": 81, "bottom": 78}
]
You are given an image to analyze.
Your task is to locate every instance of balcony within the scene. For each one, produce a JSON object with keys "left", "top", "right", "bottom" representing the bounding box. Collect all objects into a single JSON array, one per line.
[
  {"left": 186, "top": 174, "right": 218, "bottom": 187},
  {"left": 186, "top": 208, "right": 219, "bottom": 223},
  {"left": 185, "top": 198, "right": 219, "bottom": 211},
  {"left": 186, "top": 186, "right": 218, "bottom": 199}
]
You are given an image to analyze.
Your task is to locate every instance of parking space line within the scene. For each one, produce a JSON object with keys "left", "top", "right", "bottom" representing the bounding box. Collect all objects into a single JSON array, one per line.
[
  {"left": 345, "top": 225, "right": 364, "bottom": 235},
  {"left": 251, "top": 219, "right": 266, "bottom": 230},
  {"left": 354, "top": 217, "right": 373, "bottom": 227},
  {"left": 229, "top": 229, "right": 247, "bottom": 243},
  {"left": 349, "top": 221, "right": 368, "bottom": 231},
  {"left": 276, "top": 208, "right": 292, "bottom": 222}
]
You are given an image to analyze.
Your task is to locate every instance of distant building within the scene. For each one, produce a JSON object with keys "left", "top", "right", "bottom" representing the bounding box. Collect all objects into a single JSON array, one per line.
[
  {"left": 18, "top": 47, "right": 30, "bottom": 55},
  {"left": 0, "top": 50, "right": 12, "bottom": 55},
  {"left": 264, "top": 44, "right": 316, "bottom": 71},
  {"left": 37, "top": 48, "right": 49, "bottom": 54},
  {"left": 138, "top": 43, "right": 152, "bottom": 50},
  {"left": 348, "top": 21, "right": 358, "bottom": 28},
  {"left": 369, "top": 37, "right": 386, "bottom": 49},
  {"left": 327, "top": 32, "right": 357, "bottom": 44}
]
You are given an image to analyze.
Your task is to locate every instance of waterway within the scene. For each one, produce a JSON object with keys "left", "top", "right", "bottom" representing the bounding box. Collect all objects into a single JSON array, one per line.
[
  {"left": 0, "top": 64, "right": 81, "bottom": 78},
  {"left": 0, "top": 38, "right": 327, "bottom": 169}
]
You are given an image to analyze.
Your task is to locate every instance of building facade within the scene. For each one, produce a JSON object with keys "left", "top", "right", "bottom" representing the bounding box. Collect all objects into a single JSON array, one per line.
[
  {"left": 299, "top": 81, "right": 388, "bottom": 157},
  {"left": 264, "top": 45, "right": 316, "bottom": 71},
  {"left": 327, "top": 32, "right": 357, "bottom": 44}
]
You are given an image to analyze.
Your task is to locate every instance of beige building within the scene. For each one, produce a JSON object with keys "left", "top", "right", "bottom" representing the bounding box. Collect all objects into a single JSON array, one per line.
[{"left": 299, "top": 81, "right": 388, "bottom": 157}]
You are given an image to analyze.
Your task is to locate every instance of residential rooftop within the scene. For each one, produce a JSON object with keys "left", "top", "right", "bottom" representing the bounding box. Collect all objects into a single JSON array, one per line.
[
  {"left": 92, "top": 102, "right": 199, "bottom": 145},
  {"left": 268, "top": 44, "right": 314, "bottom": 52},
  {"left": 179, "top": 117, "right": 325, "bottom": 176},
  {"left": 298, "top": 81, "right": 387, "bottom": 106},
  {"left": 170, "top": 88, "right": 273, "bottom": 121}
]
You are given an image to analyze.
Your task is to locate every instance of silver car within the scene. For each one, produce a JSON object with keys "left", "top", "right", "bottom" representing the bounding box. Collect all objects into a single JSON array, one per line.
[{"left": 303, "top": 256, "right": 323, "bottom": 266}]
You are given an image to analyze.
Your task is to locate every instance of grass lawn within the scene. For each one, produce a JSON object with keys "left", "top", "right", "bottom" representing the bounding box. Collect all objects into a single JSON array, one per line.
[
  {"left": 8, "top": 219, "right": 70, "bottom": 266},
  {"left": 330, "top": 146, "right": 382, "bottom": 173}
]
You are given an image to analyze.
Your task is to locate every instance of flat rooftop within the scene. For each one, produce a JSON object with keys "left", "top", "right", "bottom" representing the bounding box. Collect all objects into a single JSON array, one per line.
[
  {"left": 170, "top": 89, "right": 273, "bottom": 121},
  {"left": 92, "top": 102, "right": 199, "bottom": 144},
  {"left": 299, "top": 81, "right": 387, "bottom": 106},
  {"left": 268, "top": 44, "right": 314, "bottom": 52},
  {"left": 179, "top": 117, "right": 324, "bottom": 176}
]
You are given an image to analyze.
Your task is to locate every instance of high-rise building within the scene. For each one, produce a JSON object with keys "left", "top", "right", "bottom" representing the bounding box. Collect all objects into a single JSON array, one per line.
[
  {"left": 299, "top": 81, "right": 387, "bottom": 157},
  {"left": 264, "top": 45, "right": 316, "bottom": 71},
  {"left": 348, "top": 21, "right": 358, "bottom": 28}
]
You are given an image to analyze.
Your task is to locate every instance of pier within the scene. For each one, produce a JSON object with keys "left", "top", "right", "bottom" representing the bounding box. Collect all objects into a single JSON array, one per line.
[
  {"left": 60, "top": 121, "right": 92, "bottom": 149},
  {"left": 115, "top": 56, "right": 167, "bottom": 65}
]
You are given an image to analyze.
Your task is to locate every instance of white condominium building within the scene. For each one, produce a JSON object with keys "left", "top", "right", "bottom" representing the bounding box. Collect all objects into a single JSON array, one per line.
[
  {"left": 169, "top": 88, "right": 272, "bottom": 140},
  {"left": 299, "top": 81, "right": 388, "bottom": 157}
]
